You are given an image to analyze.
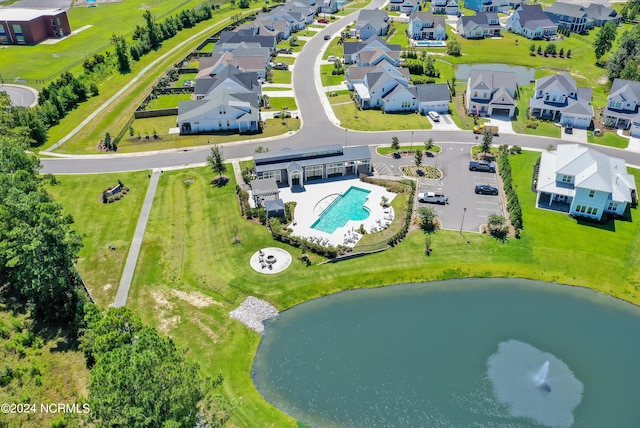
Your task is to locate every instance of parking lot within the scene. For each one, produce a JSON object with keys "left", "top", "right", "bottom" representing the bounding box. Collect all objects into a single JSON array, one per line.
[{"left": 416, "top": 144, "right": 504, "bottom": 232}]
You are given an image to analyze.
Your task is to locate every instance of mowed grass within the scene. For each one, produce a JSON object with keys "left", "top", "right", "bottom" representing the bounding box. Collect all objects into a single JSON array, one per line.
[
  {"left": 587, "top": 130, "right": 629, "bottom": 148},
  {"left": 267, "top": 96, "right": 298, "bottom": 111},
  {"left": 147, "top": 93, "right": 193, "bottom": 109},
  {"left": 54, "top": 152, "right": 640, "bottom": 426},
  {"left": 45, "top": 171, "right": 150, "bottom": 306},
  {"left": 320, "top": 64, "right": 346, "bottom": 86},
  {"left": 334, "top": 102, "right": 432, "bottom": 131}
]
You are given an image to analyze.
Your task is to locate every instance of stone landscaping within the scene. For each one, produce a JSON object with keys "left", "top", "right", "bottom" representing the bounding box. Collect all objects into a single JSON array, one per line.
[{"left": 229, "top": 296, "right": 279, "bottom": 334}]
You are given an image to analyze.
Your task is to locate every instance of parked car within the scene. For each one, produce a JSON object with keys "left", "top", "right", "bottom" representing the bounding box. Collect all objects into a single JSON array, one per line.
[
  {"left": 272, "top": 62, "right": 289, "bottom": 70},
  {"left": 565, "top": 124, "right": 573, "bottom": 134},
  {"left": 318, "top": 18, "right": 329, "bottom": 23},
  {"left": 418, "top": 192, "right": 448, "bottom": 204},
  {"left": 327, "top": 55, "right": 339, "bottom": 62},
  {"left": 469, "top": 160, "right": 496, "bottom": 172},
  {"left": 428, "top": 111, "right": 440, "bottom": 122},
  {"left": 324, "top": 34, "right": 331, "bottom": 40},
  {"left": 475, "top": 185, "right": 499, "bottom": 195}
]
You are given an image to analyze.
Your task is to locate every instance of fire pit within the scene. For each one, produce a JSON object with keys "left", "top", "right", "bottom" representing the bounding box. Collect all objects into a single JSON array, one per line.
[{"left": 266, "top": 254, "right": 277, "bottom": 265}]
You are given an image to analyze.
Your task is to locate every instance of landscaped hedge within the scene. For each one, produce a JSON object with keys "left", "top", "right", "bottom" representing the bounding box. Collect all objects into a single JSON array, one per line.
[{"left": 497, "top": 147, "right": 523, "bottom": 231}]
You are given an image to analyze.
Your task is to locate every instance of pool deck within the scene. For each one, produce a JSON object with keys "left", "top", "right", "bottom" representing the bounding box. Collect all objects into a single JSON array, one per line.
[{"left": 278, "top": 178, "right": 396, "bottom": 248}]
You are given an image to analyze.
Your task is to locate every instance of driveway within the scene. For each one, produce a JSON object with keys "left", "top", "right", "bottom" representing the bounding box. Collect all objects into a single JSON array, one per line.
[
  {"left": 488, "top": 114, "right": 514, "bottom": 134},
  {"left": 561, "top": 127, "right": 587, "bottom": 143},
  {"left": 428, "top": 114, "right": 460, "bottom": 131},
  {"left": 0, "top": 84, "right": 38, "bottom": 107}
]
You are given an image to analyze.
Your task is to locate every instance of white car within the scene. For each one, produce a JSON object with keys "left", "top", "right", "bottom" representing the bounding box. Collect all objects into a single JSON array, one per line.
[
  {"left": 428, "top": 111, "right": 440, "bottom": 122},
  {"left": 327, "top": 55, "right": 339, "bottom": 62}
]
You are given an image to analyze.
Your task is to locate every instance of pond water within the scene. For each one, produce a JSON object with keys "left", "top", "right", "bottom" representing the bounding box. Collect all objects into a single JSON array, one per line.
[
  {"left": 455, "top": 63, "right": 536, "bottom": 86},
  {"left": 252, "top": 279, "right": 640, "bottom": 427}
]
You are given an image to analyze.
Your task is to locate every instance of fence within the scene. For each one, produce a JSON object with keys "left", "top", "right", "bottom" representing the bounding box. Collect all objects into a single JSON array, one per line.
[{"left": 134, "top": 108, "right": 179, "bottom": 119}]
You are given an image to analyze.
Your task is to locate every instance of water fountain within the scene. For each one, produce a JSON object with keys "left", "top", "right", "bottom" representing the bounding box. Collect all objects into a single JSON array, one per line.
[{"left": 487, "top": 340, "right": 583, "bottom": 428}]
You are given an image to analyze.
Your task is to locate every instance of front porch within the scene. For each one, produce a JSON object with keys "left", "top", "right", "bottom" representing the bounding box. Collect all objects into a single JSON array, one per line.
[{"left": 536, "top": 192, "right": 572, "bottom": 214}]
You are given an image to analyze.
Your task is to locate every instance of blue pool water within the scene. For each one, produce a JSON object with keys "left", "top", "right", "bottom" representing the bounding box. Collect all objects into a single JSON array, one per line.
[{"left": 312, "top": 187, "right": 370, "bottom": 233}]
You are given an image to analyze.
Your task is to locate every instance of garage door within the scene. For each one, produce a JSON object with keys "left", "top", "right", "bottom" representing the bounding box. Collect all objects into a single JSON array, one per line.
[
  {"left": 573, "top": 116, "right": 591, "bottom": 129},
  {"left": 492, "top": 108, "right": 512, "bottom": 116}
]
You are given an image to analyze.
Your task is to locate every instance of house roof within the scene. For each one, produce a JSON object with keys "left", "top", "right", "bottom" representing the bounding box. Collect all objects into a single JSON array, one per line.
[
  {"left": 357, "top": 9, "right": 389, "bottom": 30},
  {"left": 585, "top": 3, "right": 618, "bottom": 21},
  {"left": 609, "top": 79, "right": 640, "bottom": 102},
  {"left": 383, "top": 84, "right": 417, "bottom": 101},
  {"left": 358, "top": 47, "right": 400, "bottom": 65},
  {"left": 251, "top": 178, "right": 279, "bottom": 196},
  {"left": 536, "top": 72, "right": 577, "bottom": 94},
  {"left": 409, "top": 11, "right": 435, "bottom": 22},
  {"left": 177, "top": 93, "right": 256, "bottom": 123},
  {"left": 254, "top": 145, "right": 372, "bottom": 173},
  {"left": 415, "top": 83, "right": 451, "bottom": 103},
  {"left": 460, "top": 12, "right": 501, "bottom": 30},
  {"left": 469, "top": 70, "right": 517, "bottom": 92},
  {"left": 217, "top": 30, "right": 276, "bottom": 49},
  {"left": 515, "top": 4, "right": 557, "bottom": 29},
  {"left": 544, "top": 2, "right": 588, "bottom": 19},
  {"left": 489, "top": 87, "right": 516, "bottom": 106},
  {"left": 0, "top": 8, "right": 66, "bottom": 21},
  {"left": 537, "top": 145, "right": 637, "bottom": 203},
  {"left": 265, "top": 199, "right": 286, "bottom": 212},
  {"left": 562, "top": 98, "right": 594, "bottom": 116}
]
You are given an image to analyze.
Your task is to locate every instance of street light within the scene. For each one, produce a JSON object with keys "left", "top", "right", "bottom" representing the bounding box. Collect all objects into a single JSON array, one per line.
[
  {"left": 410, "top": 131, "right": 414, "bottom": 153},
  {"left": 460, "top": 207, "right": 467, "bottom": 233},
  {"left": 345, "top": 128, "right": 348, "bottom": 147}
]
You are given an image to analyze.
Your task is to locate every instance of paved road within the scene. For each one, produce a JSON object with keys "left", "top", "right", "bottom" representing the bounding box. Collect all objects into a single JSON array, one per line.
[
  {"left": 0, "top": 84, "right": 38, "bottom": 107},
  {"left": 113, "top": 169, "right": 161, "bottom": 307}
]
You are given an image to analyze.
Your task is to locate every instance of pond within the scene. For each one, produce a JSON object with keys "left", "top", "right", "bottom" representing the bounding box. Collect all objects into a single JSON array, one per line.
[
  {"left": 252, "top": 279, "right": 640, "bottom": 427},
  {"left": 455, "top": 63, "right": 536, "bottom": 86}
]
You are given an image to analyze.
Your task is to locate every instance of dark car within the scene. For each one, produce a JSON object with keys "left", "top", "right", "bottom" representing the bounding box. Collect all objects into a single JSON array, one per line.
[
  {"left": 475, "top": 185, "right": 499, "bottom": 195},
  {"left": 324, "top": 34, "right": 331, "bottom": 40},
  {"left": 565, "top": 124, "right": 573, "bottom": 134}
]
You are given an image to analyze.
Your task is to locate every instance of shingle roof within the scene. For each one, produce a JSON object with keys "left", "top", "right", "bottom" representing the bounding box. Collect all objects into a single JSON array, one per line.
[
  {"left": 585, "top": 3, "right": 618, "bottom": 21},
  {"left": 515, "top": 4, "right": 557, "bottom": 29},
  {"left": 609, "top": 79, "right": 640, "bottom": 102},
  {"left": 469, "top": 70, "right": 517, "bottom": 92},
  {"left": 544, "top": 2, "right": 588, "bottom": 19},
  {"left": 415, "top": 83, "right": 451, "bottom": 103},
  {"left": 357, "top": 9, "right": 389, "bottom": 30},
  {"left": 537, "top": 72, "right": 577, "bottom": 94}
]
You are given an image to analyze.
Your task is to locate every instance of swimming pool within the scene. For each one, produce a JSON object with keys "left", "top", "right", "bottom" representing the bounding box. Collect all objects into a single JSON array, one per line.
[
  {"left": 415, "top": 40, "right": 447, "bottom": 47},
  {"left": 312, "top": 187, "right": 370, "bottom": 234}
]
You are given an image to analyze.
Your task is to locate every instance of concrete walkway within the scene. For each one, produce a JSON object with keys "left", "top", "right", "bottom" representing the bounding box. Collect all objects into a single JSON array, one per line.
[{"left": 113, "top": 169, "right": 161, "bottom": 307}]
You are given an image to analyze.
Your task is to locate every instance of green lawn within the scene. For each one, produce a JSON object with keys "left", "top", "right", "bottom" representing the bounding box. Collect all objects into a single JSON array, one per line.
[
  {"left": 271, "top": 70, "right": 292, "bottom": 84},
  {"left": 262, "top": 87, "right": 293, "bottom": 92},
  {"left": 266, "top": 96, "right": 298, "bottom": 111},
  {"left": 46, "top": 171, "right": 150, "bottom": 306},
  {"left": 147, "top": 93, "right": 193, "bottom": 109},
  {"left": 334, "top": 103, "right": 432, "bottom": 131},
  {"left": 386, "top": 22, "right": 409, "bottom": 47},
  {"left": 0, "top": 0, "right": 231, "bottom": 83},
  {"left": 320, "top": 64, "right": 346, "bottom": 86},
  {"left": 277, "top": 39, "right": 307, "bottom": 53},
  {"left": 512, "top": 85, "right": 562, "bottom": 138},
  {"left": 275, "top": 56, "right": 296, "bottom": 65},
  {"left": 176, "top": 73, "right": 197, "bottom": 86},
  {"left": 587, "top": 130, "right": 629, "bottom": 148},
  {"left": 377, "top": 144, "right": 442, "bottom": 155},
  {"left": 118, "top": 118, "right": 301, "bottom": 153}
]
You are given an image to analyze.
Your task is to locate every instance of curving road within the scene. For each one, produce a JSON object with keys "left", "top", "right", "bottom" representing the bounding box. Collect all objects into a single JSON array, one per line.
[{"left": 39, "top": 0, "right": 640, "bottom": 174}]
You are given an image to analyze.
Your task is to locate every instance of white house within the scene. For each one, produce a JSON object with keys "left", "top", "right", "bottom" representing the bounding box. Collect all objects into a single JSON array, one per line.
[
  {"left": 388, "top": 0, "right": 420, "bottom": 14},
  {"left": 466, "top": 70, "right": 517, "bottom": 117},
  {"left": 356, "top": 10, "right": 389, "bottom": 39},
  {"left": 432, "top": 0, "right": 459, "bottom": 16},
  {"left": 346, "top": 61, "right": 409, "bottom": 90},
  {"left": 506, "top": 4, "right": 558, "bottom": 40},
  {"left": 536, "top": 144, "right": 637, "bottom": 221},
  {"left": 457, "top": 12, "right": 502, "bottom": 39},
  {"left": 199, "top": 51, "right": 269, "bottom": 80},
  {"left": 408, "top": 10, "right": 447, "bottom": 40},
  {"left": 352, "top": 63, "right": 415, "bottom": 111},
  {"left": 529, "top": 72, "right": 593, "bottom": 129},
  {"left": 342, "top": 35, "right": 401, "bottom": 65},
  {"left": 601, "top": 79, "right": 640, "bottom": 137},
  {"left": 177, "top": 93, "right": 261, "bottom": 134}
]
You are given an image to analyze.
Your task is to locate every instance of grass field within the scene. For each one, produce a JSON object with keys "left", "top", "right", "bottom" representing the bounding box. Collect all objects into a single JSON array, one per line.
[
  {"left": 320, "top": 64, "right": 346, "bottom": 86},
  {"left": 334, "top": 103, "right": 432, "bottom": 131},
  {"left": 587, "top": 130, "right": 629, "bottom": 148},
  {"left": 267, "top": 96, "right": 298, "bottom": 111},
  {"left": 271, "top": 70, "right": 292, "bottom": 84},
  {"left": 147, "top": 93, "right": 192, "bottom": 109},
  {"left": 51, "top": 150, "right": 640, "bottom": 426},
  {"left": 46, "top": 171, "right": 150, "bottom": 306}
]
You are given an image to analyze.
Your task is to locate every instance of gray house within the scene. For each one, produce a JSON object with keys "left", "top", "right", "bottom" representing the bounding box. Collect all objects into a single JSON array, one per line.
[
  {"left": 356, "top": 10, "right": 389, "bottom": 39},
  {"left": 544, "top": 2, "right": 589, "bottom": 33}
]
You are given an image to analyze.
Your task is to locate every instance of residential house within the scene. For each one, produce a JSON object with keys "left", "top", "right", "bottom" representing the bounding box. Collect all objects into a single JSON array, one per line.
[
  {"left": 238, "top": 16, "right": 292, "bottom": 40},
  {"left": 506, "top": 4, "right": 558, "bottom": 39},
  {"left": 388, "top": 0, "right": 421, "bottom": 14},
  {"left": 254, "top": 144, "right": 372, "bottom": 187},
  {"left": 356, "top": 10, "right": 389, "bottom": 39},
  {"left": 463, "top": 0, "right": 507, "bottom": 13},
  {"left": 346, "top": 62, "right": 410, "bottom": 90},
  {"left": 217, "top": 29, "right": 277, "bottom": 53},
  {"left": 416, "top": 83, "right": 451, "bottom": 114},
  {"left": 457, "top": 12, "right": 502, "bottom": 39},
  {"left": 193, "top": 64, "right": 261, "bottom": 102},
  {"left": 529, "top": 72, "right": 594, "bottom": 129},
  {"left": 585, "top": 3, "right": 621, "bottom": 28},
  {"left": 536, "top": 144, "right": 637, "bottom": 220},
  {"left": 0, "top": 8, "right": 71, "bottom": 45},
  {"left": 544, "top": 2, "right": 589, "bottom": 34},
  {"left": 342, "top": 35, "right": 401, "bottom": 65},
  {"left": 408, "top": 11, "right": 447, "bottom": 40},
  {"left": 352, "top": 63, "right": 416, "bottom": 111},
  {"left": 466, "top": 70, "right": 517, "bottom": 117},
  {"left": 199, "top": 51, "right": 269, "bottom": 80},
  {"left": 265, "top": 7, "right": 308, "bottom": 31},
  {"left": 177, "top": 92, "right": 261, "bottom": 134},
  {"left": 601, "top": 79, "right": 640, "bottom": 137},
  {"left": 281, "top": 3, "right": 316, "bottom": 25},
  {"left": 432, "top": 0, "right": 460, "bottom": 16}
]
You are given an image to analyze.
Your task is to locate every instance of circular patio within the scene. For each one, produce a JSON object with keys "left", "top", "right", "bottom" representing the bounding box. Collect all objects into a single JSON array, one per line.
[{"left": 250, "top": 247, "right": 292, "bottom": 274}]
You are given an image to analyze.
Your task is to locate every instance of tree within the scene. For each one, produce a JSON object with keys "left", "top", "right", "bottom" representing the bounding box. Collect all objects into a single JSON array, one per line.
[
  {"left": 418, "top": 207, "right": 437, "bottom": 233},
  {"left": 594, "top": 21, "right": 618, "bottom": 63},
  {"left": 481, "top": 131, "right": 493, "bottom": 154},
  {"left": 111, "top": 34, "right": 130, "bottom": 72},
  {"left": 143, "top": 10, "right": 161, "bottom": 49},
  {"left": 391, "top": 136, "right": 400, "bottom": 151},
  {"left": 289, "top": 35, "right": 298, "bottom": 47},
  {"left": 529, "top": 43, "right": 536, "bottom": 55},
  {"left": 446, "top": 39, "right": 461, "bottom": 56},
  {"left": 104, "top": 132, "right": 112, "bottom": 151},
  {"left": 424, "top": 137, "right": 434, "bottom": 151},
  {"left": 207, "top": 144, "right": 226, "bottom": 179},
  {"left": 86, "top": 307, "right": 205, "bottom": 427},
  {"left": 559, "top": 47, "right": 564, "bottom": 57},
  {"left": 487, "top": 212, "right": 508, "bottom": 240},
  {"left": 449, "top": 78, "right": 456, "bottom": 96},
  {"left": 537, "top": 45, "right": 542, "bottom": 55},
  {"left": 414, "top": 149, "right": 423, "bottom": 167},
  {"left": 239, "top": 0, "right": 250, "bottom": 8},
  {"left": 566, "top": 49, "right": 571, "bottom": 58}
]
